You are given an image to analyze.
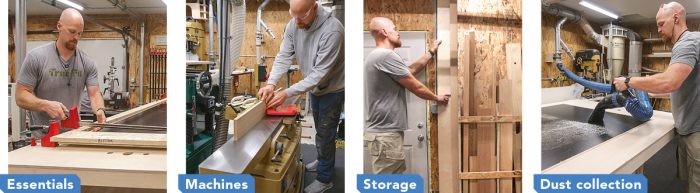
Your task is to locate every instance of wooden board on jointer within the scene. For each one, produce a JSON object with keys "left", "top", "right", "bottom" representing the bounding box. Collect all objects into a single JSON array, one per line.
[
  {"left": 507, "top": 43, "right": 523, "bottom": 193},
  {"left": 51, "top": 99, "right": 167, "bottom": 148},
  {"left": 437, "top": 0, "right": 460, "bottom": 192},
  {"left": 229, "top": 100, "right": 266, "bottom": 141}
]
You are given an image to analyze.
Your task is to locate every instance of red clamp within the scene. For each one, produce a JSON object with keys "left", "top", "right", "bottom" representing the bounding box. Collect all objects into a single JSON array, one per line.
[
  {"left": 41, "top": 121, "right": 60, "bottom": 147},
  {"left": 61, "top": 106, "right": 80, "bottom": 129}
]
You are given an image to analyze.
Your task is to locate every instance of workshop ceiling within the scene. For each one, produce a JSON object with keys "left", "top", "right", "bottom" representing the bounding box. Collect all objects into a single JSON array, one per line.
[
  {"left": 9, "top": 0, "right": 166, "bottom": 16},
  {"left": 546, "top": 0, "right": 700, "bottom": 26}
]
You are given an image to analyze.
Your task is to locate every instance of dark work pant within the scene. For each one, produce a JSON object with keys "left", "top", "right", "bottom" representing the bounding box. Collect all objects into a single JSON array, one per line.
[{"left": 310, "top": 91, "right": 344, "bottom": 184}]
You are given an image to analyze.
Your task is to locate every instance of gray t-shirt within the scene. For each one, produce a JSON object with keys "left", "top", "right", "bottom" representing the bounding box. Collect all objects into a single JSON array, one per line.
[
  {"left": 364, "top": 48, "right": 409, "bottom": 132},
  {"left": 670, "top": 31, "right": 700, "bottom": 135},
  {"left": 17, "top": 42, "right": 99, "bottom": 128}
]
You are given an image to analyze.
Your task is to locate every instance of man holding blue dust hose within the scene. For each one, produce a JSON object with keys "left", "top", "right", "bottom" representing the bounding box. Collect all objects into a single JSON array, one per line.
[
  {"left": 257, "top": 0, "right": 344, "bottom": 192},
  {"left": 613, "top": 2, "right": 700, "bottom": 192}
]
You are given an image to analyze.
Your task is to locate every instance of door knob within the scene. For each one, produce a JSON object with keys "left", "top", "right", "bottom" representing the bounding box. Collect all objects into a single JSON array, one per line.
[
  {"left": 417, "top": 122, "right": 424, "bottom": 129},
  {"left": 418, "top": 134, "right": 425, "bottom": 142}
]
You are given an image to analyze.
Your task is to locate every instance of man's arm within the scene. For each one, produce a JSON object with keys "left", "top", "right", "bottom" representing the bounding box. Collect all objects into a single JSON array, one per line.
[
  {"left": 624, "top": 64, "right": 692, "bottom": 93},
  {"left": 267, "top": 23, "right": 297, "bottom": 86},
  {"left": 284, "top": 31, "right": 343, "bottom": 97},
  {"left": 16, "top": 83, "right": 67, "bottom": 119},
  {"left": 86, "top": 85, "right": 106, "bottom": 123},
  {"left": 408, "top": 40, "right": 441, "bottom": 75},
  {"left": 397, "top": 73, "right": 446, "bottom": 102}
]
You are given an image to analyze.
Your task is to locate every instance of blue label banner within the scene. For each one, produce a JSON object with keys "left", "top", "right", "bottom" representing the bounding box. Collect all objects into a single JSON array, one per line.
[
  {"left": 178, "top": 174, "right": 254, "bottom": 193},
  {"left": 534, "top": 174, "right": 647, "bottom": 193},
  {"left": 357, "top": 174, "right": 423, "bottom": 193},
  {"left": 0, "top": 174, "right": 80, "bottom": 193}
]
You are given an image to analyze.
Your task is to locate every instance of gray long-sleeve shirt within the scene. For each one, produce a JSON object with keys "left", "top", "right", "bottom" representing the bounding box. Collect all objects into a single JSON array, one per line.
[{"left": 267, "top": 3, "right": 345, "bottom": 96}]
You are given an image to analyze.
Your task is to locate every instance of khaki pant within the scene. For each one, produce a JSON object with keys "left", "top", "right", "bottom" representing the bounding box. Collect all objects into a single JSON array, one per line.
[
  {"left": 678, "top": 132, "right": 700, "bottom": 193},
  {"left": 365, "top": 132, "right": 406, "bottom": 174}
]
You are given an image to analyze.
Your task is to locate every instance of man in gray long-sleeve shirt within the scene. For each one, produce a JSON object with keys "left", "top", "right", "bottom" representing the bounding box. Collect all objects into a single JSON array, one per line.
[
  {"left": 614, "top": 2, "right": 700, "bottom": 192},
  {"left": 257, "top": 0, "right": 343, "bottom": 192}
]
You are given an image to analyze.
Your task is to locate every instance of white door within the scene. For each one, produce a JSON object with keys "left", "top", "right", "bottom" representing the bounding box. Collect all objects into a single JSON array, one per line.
[{"left": 363, "top": 31, "right": 429, "bottom": 192}]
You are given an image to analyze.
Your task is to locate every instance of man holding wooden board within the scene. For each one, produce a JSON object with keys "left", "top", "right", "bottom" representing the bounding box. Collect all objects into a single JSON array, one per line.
[
  {"left": 256, "top": 0, "right": 344, "bottom": 192},
  {"left": 15, "top": 8, "right": 106, "bottom": 136},
  {"left": 364, "top": 17, "right": 449, "bottom": 174},
  {"left": 613, "top": 2, "right": 700, "bottom": 192}
]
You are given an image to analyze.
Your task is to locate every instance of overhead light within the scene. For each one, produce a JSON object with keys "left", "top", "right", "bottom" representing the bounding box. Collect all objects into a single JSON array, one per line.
[
  {"left": 579, "top": 0, "right": 618, "bottom": 19},
  {"left": 56, "top": 0, "right": 84, "bottom": 11}
]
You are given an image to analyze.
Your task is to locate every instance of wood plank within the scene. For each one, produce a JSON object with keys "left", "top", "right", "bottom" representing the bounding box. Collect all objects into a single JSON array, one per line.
[
  {"left": 8, "top": 145, "right": 166, "bottom": 189},
  {"left": 507, "top": 43, "right": 523, "bottom": 193},
  {"left": 462, "top": 31, "right": 476, "bottom": 192},
  {"left": 469, "top": 32, "right": 497, "bottom": 193},
  {"left": 460, "top": 115, "right": 521, "bottom": 123},
  {"left": 461, "top": 171, "right": 522, "bottom": 180},
  {"left": 51, "top": 99, "right": 168, "bottom": 148},
  {"left": 437, "top": 0, "right": 460, "bottom": 192},
  {"left": 498, "top": 80, "right": 515, "bottom": 193},
  {"left": 229, "top": 100, "right": 266, "bottom": 141}
]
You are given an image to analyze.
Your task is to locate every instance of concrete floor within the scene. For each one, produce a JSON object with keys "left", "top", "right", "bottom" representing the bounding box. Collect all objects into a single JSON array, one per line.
[{"left": 299, "top": 112, "right": 345, "bottom": 193}]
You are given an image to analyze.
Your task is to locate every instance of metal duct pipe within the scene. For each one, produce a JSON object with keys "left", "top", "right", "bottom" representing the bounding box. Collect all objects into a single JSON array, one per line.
[
  {"left": 543, "top": 3, "right": 606, "bottom": 46},
  {"left": 256, "top": 0, "right": 275, "bottom": 83},
  {"left": 628, "top": 31, "right": 643, "bottom": 77},
  {"left": 139, "top": 22, "right": 145, "bottom": 105},
  {"left": 554, "top": 17, "right": 567, "bottom": 64},
  {"left": 208, "top": 0, "right": 216, "bottom": 62},
  {"left": 15, "top": 0, "right": 27, "bottom": 132}
]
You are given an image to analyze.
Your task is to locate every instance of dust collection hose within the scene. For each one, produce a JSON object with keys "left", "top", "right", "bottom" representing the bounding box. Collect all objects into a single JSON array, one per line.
[{"left": 556, "top": 63, "right": 653, "bottom": 122}]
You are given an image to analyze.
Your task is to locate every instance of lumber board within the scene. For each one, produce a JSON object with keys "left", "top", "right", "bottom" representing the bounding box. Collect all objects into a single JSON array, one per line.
[
  {"left": 498, "top": 80, "right": 515, "bottom": 193},
  {"left": 460, "top": 115, "right": 521, "bottom": 123},
  {"left": 507, "top": 43, "right": 523, "bottom": 193},
  {"left": 229, "top": 100, "right": 266, "bottom": 141},
  {"left": 8, "top": 145, "right": 166, "bottom": 189},
  {"left": 51, "top": 99, "right": 167, "bottom": 148},
  {"left": 437, "top": 0, "right": 460, "bottom": 192},
  {"left": 461, "top": 171, "right": 522, "bottom": 180},
  {"left": 462, "top": 31, "right": 476, "bottom": 192}
]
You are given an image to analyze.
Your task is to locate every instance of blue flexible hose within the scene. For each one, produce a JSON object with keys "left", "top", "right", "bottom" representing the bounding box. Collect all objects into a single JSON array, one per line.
[{"left": 556, "top": 62, "right": 653, "bottom": 121}]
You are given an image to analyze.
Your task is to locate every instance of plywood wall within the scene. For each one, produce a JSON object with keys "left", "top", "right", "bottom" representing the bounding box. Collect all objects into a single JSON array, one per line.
[
  {"left": 364, "top": 0, "right": 439, "bottom": 191},
  {"left": 8, "top": 13, "right": 167, "bottom": 107},
  {"left": 540, "top": 14, "right": 600, "bottom": 88}
]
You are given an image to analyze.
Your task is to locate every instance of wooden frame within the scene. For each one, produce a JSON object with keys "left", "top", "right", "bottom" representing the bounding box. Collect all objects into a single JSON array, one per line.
[{"left": 51, "top": 99, "right": 167, "bottom": 148}]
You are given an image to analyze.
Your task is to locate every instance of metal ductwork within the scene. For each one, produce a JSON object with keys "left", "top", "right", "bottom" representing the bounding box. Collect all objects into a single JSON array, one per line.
[{"left": 543, "top": 3, "right": 607, "bottom": 47}]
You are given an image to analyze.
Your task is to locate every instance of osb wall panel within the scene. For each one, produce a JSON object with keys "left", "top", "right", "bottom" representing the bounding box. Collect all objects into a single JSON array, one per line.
[
  {"left": 458, "top": 0, "right": 521, "bottom": 192},
  {"left": 364, "top": 0, "right": 439, "bottom": 191},
  {"left": 541, "top": 14, "right": 600, "bottom": 88},
  {"left": 233, "top": 0, "right": 302, "bottom": 95},
  {"left": 9, "top": 14, "right": 166, "bottom": 107}
]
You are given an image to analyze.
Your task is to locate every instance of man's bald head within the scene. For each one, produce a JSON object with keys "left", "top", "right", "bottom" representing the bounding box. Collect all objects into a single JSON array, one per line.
[
  {"left": 289, "top": 0, "right": 317, "bottom": 29},
  {"left": 656, "top": 2, "right": 688, "bottom": 44},
  {"left": 57, "top": 8, "right": 84, "bottom": 51},
  {"left": 369, "top": 17, "right": 401, "bottom": 48},
  {"left": 59, "top": 8, "right": 84, "bottom": 27},
  {"left": 369, "top": 17, "right": 394, "bottom": 38}
]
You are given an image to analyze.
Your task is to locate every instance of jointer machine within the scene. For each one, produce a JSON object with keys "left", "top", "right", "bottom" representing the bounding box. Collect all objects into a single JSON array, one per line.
[
  {"left": 199, "top": 95, "right": 305, "bottom": 193},
  {"left": 8, "top": 99, "right": 167, "bottom": 189}
]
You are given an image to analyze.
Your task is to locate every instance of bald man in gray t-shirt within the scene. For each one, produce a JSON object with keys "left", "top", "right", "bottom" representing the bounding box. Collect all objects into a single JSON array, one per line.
[
  {"left": 364, "top": 17, "right": 449, "bottom": 174},
  {"left": 16, "top": 8, "right": 106, "bottom": 134},
  {"left": 613, "top": 2, "right": 700, "bottom": 192}
]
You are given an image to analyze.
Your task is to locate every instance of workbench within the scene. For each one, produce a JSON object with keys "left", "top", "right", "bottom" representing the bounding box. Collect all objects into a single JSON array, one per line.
[
  {"left": 541, "top": 99, "right": 675, "bottom": 174},
  {"left": 8, "top": 100, "right": 167, "bottom": 189}
]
